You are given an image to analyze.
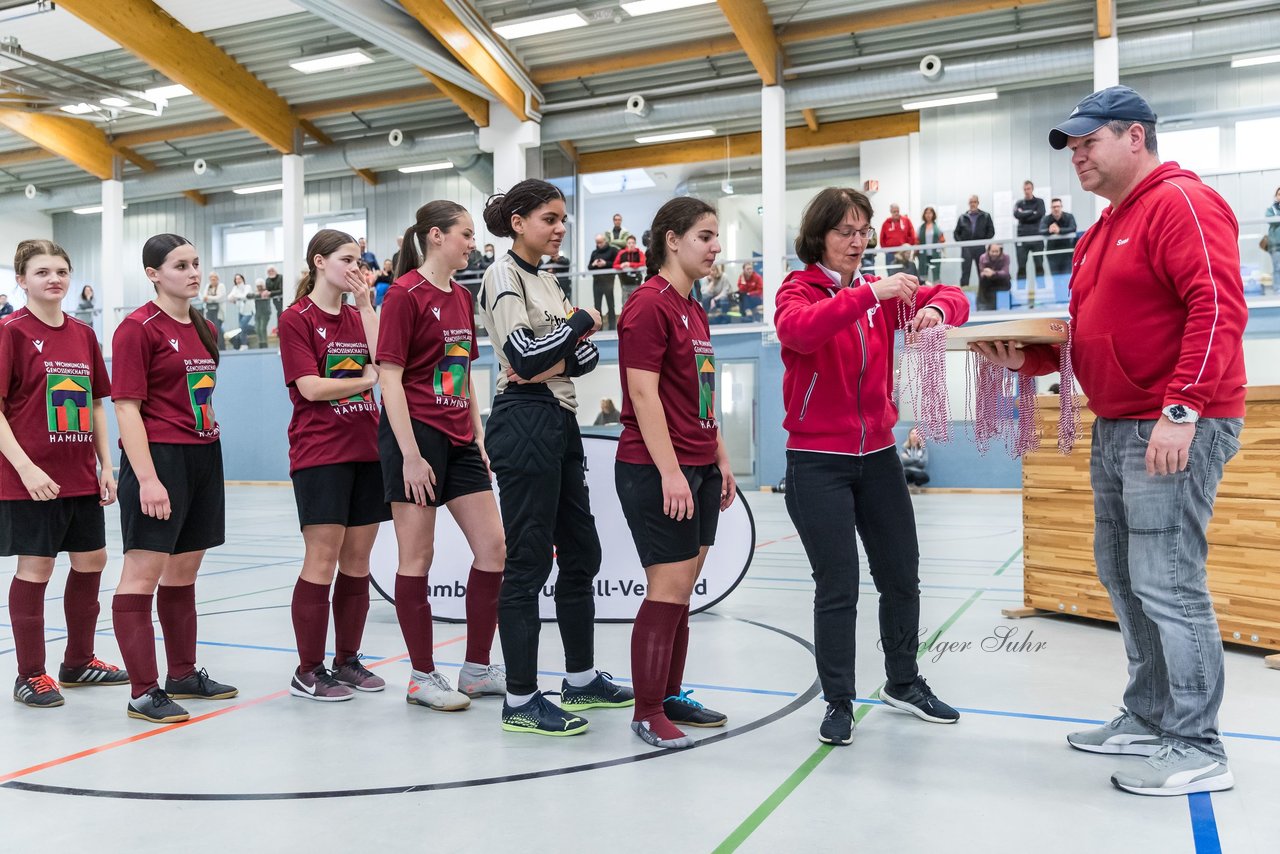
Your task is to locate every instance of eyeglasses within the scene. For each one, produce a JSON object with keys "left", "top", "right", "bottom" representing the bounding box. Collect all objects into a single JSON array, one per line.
[{"left": 831, "top": 227, "right": 875, "bottom": 240}]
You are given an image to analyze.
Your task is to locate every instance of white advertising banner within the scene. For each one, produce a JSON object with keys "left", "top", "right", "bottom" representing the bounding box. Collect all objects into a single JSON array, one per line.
[{"left": 370, "top": 435, "right": 755, "bottom": 622}]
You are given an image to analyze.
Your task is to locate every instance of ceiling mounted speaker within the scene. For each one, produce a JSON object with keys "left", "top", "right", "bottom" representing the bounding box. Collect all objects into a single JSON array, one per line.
[
  {"left": 24, "top": 183, "right": 38, "bottom": 200},
  {"left": 193, "top": 158, "right": 209, "bottom": 175},
  {"left": 388, "top": 128, "right": 405, "bottom": 147},
  {"left": 920, "top": 54, "right": 943, "bottom": 79},
  {"left": 625, "top": 94, "right": 650, "bottom": 117}
]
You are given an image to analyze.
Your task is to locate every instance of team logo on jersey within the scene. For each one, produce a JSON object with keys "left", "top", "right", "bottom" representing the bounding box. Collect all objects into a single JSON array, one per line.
[
  {"left": 32, "top": 339, "right": 44, "bottom": 353},
  {"left": 186, "top": 372, "right": 216, "bottom": 432},
  {"left": 325, "top": 353, "right": 372, "bottom": 405},
  {"left": 431, "top": 307, "right": 441, "bottom": 321},
  {"left": 696, "top": 354, "right": 716, "bottom": 420},
  {"left": 433, "top": 341, "right": 471, "bottom": 398},
  {"left": 681, "top": 315, "right": 689, "bottom": 329},
  {"left": 46, "top": 374, "right": 92, "bottom": 433},
  {"left": 169, "top": 338, "right": 180, "bottom": 352},
  {"left": 316, "top": 327, "right": 327, "bottom": 339}
]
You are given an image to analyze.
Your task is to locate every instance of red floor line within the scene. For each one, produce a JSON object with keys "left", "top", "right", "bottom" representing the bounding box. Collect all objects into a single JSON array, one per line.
[
  {"left": 0, "top": 634, "right": 467, "bottom": 785},
  {"left": 754, "top": 533, "right": 799, "bottom": 550}
]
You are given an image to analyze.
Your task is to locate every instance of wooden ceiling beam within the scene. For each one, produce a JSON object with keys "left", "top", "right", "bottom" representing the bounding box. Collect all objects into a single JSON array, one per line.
[
  {"left": 716, "top": 0, "right": 782, "bottom": 85},
  {"left": 398, "top": 0, "right": 533, "bottom": 121},
  {"left": 802, "top": 108, "right": 820, "bottom": 132},
  {"left": 422, "top": 72, "right": 489, "bottom": 127},
  {"left": 532, "top": 36, "right": 739, "bottom": 84},
  {"left": 1095, "top": 0, "right": 1115, "bottom": 39},
  {"left": 0, "top": 109, "right": 119, "bottom": 180},
  {"left": 578, "top": 112, "right": 920, "bottom": 173},
  {"left": 57, "top": 0, "right": 303, "bottom": 153}
]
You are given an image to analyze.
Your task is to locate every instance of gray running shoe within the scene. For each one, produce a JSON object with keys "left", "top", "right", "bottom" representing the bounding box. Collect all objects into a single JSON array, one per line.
[
  {"left": 1111, "top": 743, "right": 1234, "bottom": 796},
  {"left": 458, "top": 663, "right": 507, "bottom": 698},
  {"left": 406, "top": 669, "right": 471, "bottom": 711},
  {"left": 631, "top": 719, "right": 693, "bottom": 750},
  {"left": 1067, "top": 709, "right": 1162, "bottom": 756}
]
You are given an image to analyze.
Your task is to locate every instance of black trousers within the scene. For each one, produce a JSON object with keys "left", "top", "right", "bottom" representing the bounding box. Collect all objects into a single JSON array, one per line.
[
  {"left": 977, "top": 275, "right": 1010, "bottom": 311},
  {"left": 593, "top": 275, "right": 618, "bottom": 329},
  {"left": 1047, "top": 250, "right": 1072, "bottom": 278},
  {"left": 486, "top": 399, "right": 602, "bottom": 695},
  {"left": 784, "top": 448, "right": 921, "bottom": 702},
  {"left": 1015, "top": 238, "right": 1045, "bottom": 280},
  {"left": 958, "top": 246, "right": 984, "bottom": 287}
]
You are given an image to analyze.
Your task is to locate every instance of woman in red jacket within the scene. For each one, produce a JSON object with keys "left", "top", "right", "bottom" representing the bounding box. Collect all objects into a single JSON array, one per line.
[
  {"left": 278, "top": 229, "right": 389, "bottom": 702},
  {"left": 774, "top": 187, "right": 969, "bottom": 746},
  {"left": 736, "top": 262, "right": 764, "bottom": 321}
]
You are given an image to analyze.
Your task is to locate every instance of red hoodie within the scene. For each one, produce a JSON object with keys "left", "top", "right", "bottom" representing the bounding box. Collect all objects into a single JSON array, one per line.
[
  {"left": 1020, "top": 162, "right": 1247, "bottom": 419},
  {"left": 775, "top": 265, "right": 970, "bottom": 455}
]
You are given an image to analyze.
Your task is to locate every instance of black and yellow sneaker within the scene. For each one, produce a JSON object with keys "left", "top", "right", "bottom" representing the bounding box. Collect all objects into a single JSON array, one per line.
[
  {"left": 127, "top": 688, "right": 190, "bottom": 724},
  {"left": 663, "top": 690, "right": 727, "bottom": 728},
  {"left": 59, "top": 657, "right": 129, "bottom": 688},
  {"left": 14, "top": 673, "right": 65, "bottom": 708},
  {"left": 165, "top": 668, "right": 238, "bottom": 700},
  {"left": 560, "top": 671, "right": 635, "bottom": 711},
  {"left": 501, "top": 691, "right": 589, "bottom": 736}
]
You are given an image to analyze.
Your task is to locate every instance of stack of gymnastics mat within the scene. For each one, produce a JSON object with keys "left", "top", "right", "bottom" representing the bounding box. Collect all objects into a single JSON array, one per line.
[{"left": 1018, "top": 386, "right": 1280, "bottom": 668}]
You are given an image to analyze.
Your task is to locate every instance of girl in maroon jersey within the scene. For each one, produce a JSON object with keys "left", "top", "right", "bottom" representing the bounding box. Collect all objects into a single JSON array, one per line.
[
  {"left": 0, "top": 240, "right": 126, "bottom": 708},
  {"left": 279, "top": 229, "right": 389, "bottom": 702},
  {"left": 378, "top": 201, "right": 506, "bottom": 711},
  {"left": 110, "top": 234, "right": 236, "bottom": 724},
  {"left": 615, "top": 197, "right": 737, "bottom": 749}
]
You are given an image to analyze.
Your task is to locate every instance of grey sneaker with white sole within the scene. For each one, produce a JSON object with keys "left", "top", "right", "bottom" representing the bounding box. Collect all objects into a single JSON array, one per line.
[
  {"left": 1111, "top": 743, "right": 1234, "bottom": 796},
  {"left": 1067, "top": 709, "right": 1162, "bottom": 756}
]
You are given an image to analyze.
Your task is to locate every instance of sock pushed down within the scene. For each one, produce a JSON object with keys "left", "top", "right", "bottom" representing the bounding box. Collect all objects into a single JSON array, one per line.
[{"left": 564, "top": 669, "right": 596, "bottom": 688}]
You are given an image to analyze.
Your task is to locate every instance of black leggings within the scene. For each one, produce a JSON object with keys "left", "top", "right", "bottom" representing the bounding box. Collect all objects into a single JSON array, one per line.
[
  {"left": 485, "top": 398, "right": 602, "bottom": 695},
  {"left": 785, "top": 447, "right": 921, "bottom": 702}
]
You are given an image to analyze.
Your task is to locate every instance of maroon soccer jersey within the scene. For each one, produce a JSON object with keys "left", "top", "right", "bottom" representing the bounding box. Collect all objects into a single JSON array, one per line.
[
  {"left": 616, "top": 276, "right": 719, "bottom": 466},
  {"left": 376, "top": 271, "right": 478, "bottom": 446},
  {"left": 111, "top": 303, "right": 220, "bottom": 444},
  {"left": 0, "top": 310, "right": 110, "bottom": 500},
  {"left": 278, "top": 296, "right": 379, "bottom": 474}
]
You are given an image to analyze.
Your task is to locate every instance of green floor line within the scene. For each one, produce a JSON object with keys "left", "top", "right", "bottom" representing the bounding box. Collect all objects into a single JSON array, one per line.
[
  {"left": 712, "top": 544, "right": 1018, "bottom": 852},
  {"left": 992, "top": 545, "right": 1024, "bottom": 576}
]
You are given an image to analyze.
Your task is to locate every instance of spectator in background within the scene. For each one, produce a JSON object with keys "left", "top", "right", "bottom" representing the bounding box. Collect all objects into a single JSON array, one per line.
[
  {"left": 264, "top": 264, "right": 284, "bottom": 334},
  {"left": 613, "top": 234, "right": 646, "bottom": 304},
  {"left": 860, "top": 227, "right": 879, "bottom": 276},
  {"left": 588, "top": 232, "right": 619, "bottom": 329},
  {"left": 454, "top": 247, "right": 486, "bottom": 298},
  {"left": 0, "top": 293, "right": 14, "bottom": 318},
  {"left": 229, "top": 274, "right": 255, "bottom": 349},
  {"left": 977, "top": 243, "right": 1011, "bottom": 310},
  {"left": 892, "top": 250, "right": 920, "bottom": 279},
  {"left": 900, "top": 428, "right": 929, "bottom": 493},
  {"left": 358, "top": 237, "right": 377, "bottom": 269},
  {"left": 202, "top": 274, "right": 226, "bottom": 349},
  {"left": 916, "top": 206, "right": 945, "bottom": 283},
  {"left": 703, "top": 263, "right": 732, "bottom": 322},
  {"left": 737, "top": 260, "right": 764, "bottom": 321},
  {"left": 954, "top": 195, "right": 995, "bottom": 287},
  {"left": 593, "top": 398, "right": 620, "bottom": 426},
  {"left": 374, "top": 259, "right": 395, "bottom": 308},
  {"left": 1039, "top": 197, "right": 1078, "bottom": 285},
  {"left": 879, "top": 203, "right": 916, "bottom": 251},
  {"left": 76, "top": 284, "right": 96, "bottom": 326},
  {"left": 607, "top": 213, "right": 632, "bottom": 252},
  {"left": 481, "top": 243, "right": 495, "bottom": 270},
  {"left": 391, "top": 235, "right": 404, "bottom": 273},
  {"left": 1266, "top": 187, "right": 1280, "bottom": 289},
  {"left": 254, "top": 275, "right": 273, "bottom": 348},
  {"left": 543, "top": 252, "right": 572, "bottom": 301},
  {"left": 1014, "top": 180, "right": 1047, "bottom": 284}
]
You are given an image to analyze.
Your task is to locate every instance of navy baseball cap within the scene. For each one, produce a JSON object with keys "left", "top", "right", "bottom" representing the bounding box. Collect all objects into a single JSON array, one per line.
[{"left": 1048, "top": 86, "right": 1158, "bottom": 149}]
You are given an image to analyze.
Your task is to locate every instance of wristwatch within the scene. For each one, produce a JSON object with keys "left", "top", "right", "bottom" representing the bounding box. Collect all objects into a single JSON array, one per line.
[{"left": 1162, "top": 404, "right": 1199, "bottom": 424}]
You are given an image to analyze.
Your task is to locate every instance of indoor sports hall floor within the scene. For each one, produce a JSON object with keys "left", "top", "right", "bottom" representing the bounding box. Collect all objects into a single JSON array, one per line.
[{"left": 1, "top": 488, "right": 1277, "bottom": 853}]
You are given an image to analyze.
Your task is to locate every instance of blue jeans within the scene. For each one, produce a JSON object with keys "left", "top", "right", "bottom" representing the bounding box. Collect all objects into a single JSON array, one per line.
[{"left": 1090, "top": 416, "right": 1242, "bottom": 761}]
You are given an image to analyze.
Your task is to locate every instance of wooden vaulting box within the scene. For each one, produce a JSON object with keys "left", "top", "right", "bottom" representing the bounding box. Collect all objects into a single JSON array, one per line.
[{"left": 1018, "top": 388, "right": 1280, "bottom": 667}]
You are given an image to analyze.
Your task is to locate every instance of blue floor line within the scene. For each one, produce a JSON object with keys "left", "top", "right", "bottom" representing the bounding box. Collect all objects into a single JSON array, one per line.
[{"left": 1187, "top": 792, "right": 1222, "bottom": 854}]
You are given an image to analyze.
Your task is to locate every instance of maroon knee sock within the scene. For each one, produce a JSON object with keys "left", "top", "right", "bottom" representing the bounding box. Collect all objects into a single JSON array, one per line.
[
  {"left": 112, "top": 593, "right": 158, "bottom": 698},
  {"left": 664, "top": 605, "right": 690, "bottom": 699},
  {"left": 332, "top": 571, "right": 370, "bottom": 666},
  {"left": 464, "top": 568, "right": 502, "bottom": 666},
  {"left": 394, "top": 574, "right": 434, "bottom": 673},
  {"left": 9, "top": 578, "right": 48, "bottom": 680},
  {"left": 156, "top": 584, "right": 197, "bottom": 681},
  {"left": 291, "top": 578, "right": 330, "bottom": 672},
  {"left": 631, "top": 599, "right": 685, "bottom": 726},
  {"left": 62, "top": 568, "right": 103, "bottom": 670}
]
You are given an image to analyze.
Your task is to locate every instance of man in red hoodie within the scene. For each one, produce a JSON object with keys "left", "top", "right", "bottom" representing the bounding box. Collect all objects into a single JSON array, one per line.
[{"left": 976, "top": 86, "right": 1246, "bottom": 797}]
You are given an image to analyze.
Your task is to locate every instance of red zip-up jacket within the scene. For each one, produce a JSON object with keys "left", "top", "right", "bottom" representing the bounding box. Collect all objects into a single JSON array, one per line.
[
  {"left": 776, "top": 265, "right": 970, "bottom": 455},
  {"left": 1020, "top": 162, "right": 1247, "bottom": 419}
]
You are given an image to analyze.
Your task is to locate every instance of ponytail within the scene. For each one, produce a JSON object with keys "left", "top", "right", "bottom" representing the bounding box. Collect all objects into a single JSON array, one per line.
[
  {"left": 398, "top": 201, "right": 468, "bottom": 278},
  {"left": 142, "top": 233, "right": 218, "bottom": 363},
  {"left": 294, "top": 270, "right": 315, "bottom": 303},
  {"left": 188, "top": 306, "right": 220, "bottom": 364},
  {"left": 394, "top": 224, "right": 422, "bottom": 280}
]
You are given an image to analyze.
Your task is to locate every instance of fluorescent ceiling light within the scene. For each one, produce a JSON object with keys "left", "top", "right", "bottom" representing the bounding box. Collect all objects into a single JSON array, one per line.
[
  {"left": 289, "top": 49, "right": 374, "bottom": 75},
  {"left": 72, "top": 204, "right": 127, "bottom": 215},
  {"left": 233, "top": 183, "right": 283, "bottom": 195},
  {"left": 621, "top": 0, "right": 716, "bottom": 16},
  {"left": 397, "top": 161, "right": 454, "bottom": 173},
  {"left": 144, "top": 84, "right": 192, "bottom": 101},
  {"left": 902, "top": 91, "right": 999, "bottom": 110},
  {"left": 581, "top": 168, "right": 656, "bottom": 194},
  {"left": 1231, "top": 52, "right": 1280, "bottom": 68},
  {"left": 635, "top": 128, "right": 715, "bottom": 144},
  {"left": 493, "top": 11, "right": 588, "bottom": 40},
  {"left": 100, "top": 97, "right": 131, "bottom": 108},
  {"left": 60, "top": 103, "right": 95, "bottom": 115}
]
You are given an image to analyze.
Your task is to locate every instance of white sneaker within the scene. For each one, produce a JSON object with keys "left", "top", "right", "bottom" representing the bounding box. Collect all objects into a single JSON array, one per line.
[
  {"left": 406, "top": 669, "right": 471, "bottom": 711},
  {"left": 1111, "top": 743, "right": 1235, "bottom": 796},
  {"left": 457, "top": 663, "right": 507, "bottom": 698}
]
